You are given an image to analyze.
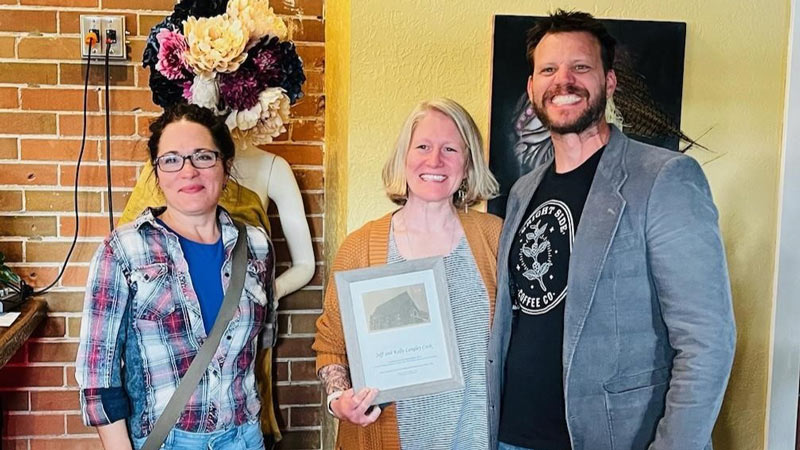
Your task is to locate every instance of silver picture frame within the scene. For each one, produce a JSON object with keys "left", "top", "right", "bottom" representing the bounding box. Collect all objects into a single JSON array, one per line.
[{"left": 334, "top": 256, "right": 464, "bottom": 405}]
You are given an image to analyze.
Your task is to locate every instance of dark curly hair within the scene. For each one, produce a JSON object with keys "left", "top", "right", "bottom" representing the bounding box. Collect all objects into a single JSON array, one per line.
[
  {"left": 526, "top": 9, "right": 617, "bottom": 73},
  {"left": 147, "top": 103, "right": 235, "bottom": 178}
]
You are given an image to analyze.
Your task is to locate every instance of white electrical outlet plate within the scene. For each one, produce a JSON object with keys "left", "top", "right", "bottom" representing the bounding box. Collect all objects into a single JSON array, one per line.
[{"left": 80, "top": 15, "right": 127, "bottom": 61}]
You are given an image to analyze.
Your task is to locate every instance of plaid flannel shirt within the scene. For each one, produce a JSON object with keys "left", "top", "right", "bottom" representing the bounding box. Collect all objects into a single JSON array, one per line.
[{"left": 75, "top": 207, "right": 276, "bottom": 438}]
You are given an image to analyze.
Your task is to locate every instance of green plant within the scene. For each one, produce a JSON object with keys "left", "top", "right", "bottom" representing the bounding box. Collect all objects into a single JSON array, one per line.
[{"left": 0, "top": 251, "right": 21, "bottom": 286}]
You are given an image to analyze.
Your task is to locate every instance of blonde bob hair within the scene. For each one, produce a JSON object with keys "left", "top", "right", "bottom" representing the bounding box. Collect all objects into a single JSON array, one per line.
[{"left": 382, "top": 98, "right": 499, "bottom": 208}]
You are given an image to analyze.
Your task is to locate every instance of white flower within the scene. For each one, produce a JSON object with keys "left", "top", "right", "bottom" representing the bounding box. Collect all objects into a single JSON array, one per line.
[
  {"left": 225, "top": 105, "right": 260, "bottom": 130},
  {"left": 227, "top": 0, "right": 288, "bottom": 47},
  {"left": 189, "top": 73, "right": 223, "bottom": 113},
  {"left": 227, "top": 87, "right": 290, "bottom": 145}
]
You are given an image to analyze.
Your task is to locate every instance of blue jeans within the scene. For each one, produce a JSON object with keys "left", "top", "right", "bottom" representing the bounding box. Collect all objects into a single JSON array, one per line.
[
  {"left": 132, "top": 421, "right": 264, "bottom": 450},
  {"left": 499, "top": 442, "right": 536, "bottom": 450}
]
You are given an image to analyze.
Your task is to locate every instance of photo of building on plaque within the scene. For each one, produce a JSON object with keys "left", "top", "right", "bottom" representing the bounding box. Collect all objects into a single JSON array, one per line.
[{"left": 362, "top": 283, "right": 431, "bottom": 332}]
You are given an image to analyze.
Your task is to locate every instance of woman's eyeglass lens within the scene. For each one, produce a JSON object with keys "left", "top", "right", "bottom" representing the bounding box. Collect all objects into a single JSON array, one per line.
[{"left": 156, "top": 149, "right": 220, "bottom": 172}]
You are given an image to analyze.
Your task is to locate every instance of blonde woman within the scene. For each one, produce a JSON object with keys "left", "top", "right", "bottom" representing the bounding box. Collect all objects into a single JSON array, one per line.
[{"left": 314, "top": 98, "right": 502, "bottom": 449}]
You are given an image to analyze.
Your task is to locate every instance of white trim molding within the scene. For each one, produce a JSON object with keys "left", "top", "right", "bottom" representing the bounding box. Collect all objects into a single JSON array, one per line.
[{"left": 766, "top": 0, "right": 800, "bottom": 447}]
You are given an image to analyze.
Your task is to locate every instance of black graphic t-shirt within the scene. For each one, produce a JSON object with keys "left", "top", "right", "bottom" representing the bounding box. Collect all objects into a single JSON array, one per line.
[{"left": 498, "top": 147, "right": 605, "bottom": 449}]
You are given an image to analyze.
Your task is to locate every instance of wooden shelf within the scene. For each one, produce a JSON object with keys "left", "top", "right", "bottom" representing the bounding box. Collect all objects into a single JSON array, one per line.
[{"left": 0, "top": 298, "right": 47, "bottom": 368}]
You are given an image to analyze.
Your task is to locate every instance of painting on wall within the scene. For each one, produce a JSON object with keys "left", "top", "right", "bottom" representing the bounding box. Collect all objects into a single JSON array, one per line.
[{"left": 488, "top": 15, "right": 687, "bottom": 217}]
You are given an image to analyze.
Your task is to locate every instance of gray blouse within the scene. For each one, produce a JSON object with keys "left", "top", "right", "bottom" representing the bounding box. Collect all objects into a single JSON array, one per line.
[{"left": 389, "top": 232, "right": 491, "bottom": 450}]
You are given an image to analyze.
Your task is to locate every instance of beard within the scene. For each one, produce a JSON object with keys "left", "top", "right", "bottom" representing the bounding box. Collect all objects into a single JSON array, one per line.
[{"left": 532, "top": 84, "right": 607, "bottom": 135}]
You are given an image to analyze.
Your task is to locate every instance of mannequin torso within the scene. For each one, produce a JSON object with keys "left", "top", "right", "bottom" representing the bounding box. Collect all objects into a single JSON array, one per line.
[{"left": 233, "top": 145, "right": 315, "bottom": 300}]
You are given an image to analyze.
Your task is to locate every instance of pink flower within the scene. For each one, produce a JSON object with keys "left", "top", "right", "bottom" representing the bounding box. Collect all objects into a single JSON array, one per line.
[
  {"left": 155, "top": 29, "right": 191, "bottom": 80},
  {"left": 182, "top": 80, "right": 193, "bottom": 101}
]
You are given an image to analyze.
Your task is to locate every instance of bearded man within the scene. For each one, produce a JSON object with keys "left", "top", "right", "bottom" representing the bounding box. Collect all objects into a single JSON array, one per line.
[{"left": 487, "top": 10, "right": 736, "bottom": 450}]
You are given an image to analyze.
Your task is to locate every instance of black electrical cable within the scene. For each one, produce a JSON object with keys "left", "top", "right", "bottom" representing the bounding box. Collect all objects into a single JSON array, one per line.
[
  {"left": 104, "top": 40, "right": 114, "bottom": 231},
  {"left": 33, "top": 39, "right": 95, "bottom": 296}
]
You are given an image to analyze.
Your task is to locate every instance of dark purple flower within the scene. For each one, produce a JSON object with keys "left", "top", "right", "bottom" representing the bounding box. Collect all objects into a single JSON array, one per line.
[
  {"left": 251, "top": 45, "right": 282, "bottom": 87},
  {"left": 276, "top": 40, "right": 306, "bottom": 104},
  {"left": 176, "top": 0, "right": 227, "bottom": 19},
  {"left": 246, "top": 36, "right": 306, "bottom": 104},
  {"left": 219, "top": 69, "right": 261, "bottom": 111},
  {"left": 149, "top": 71, "right": 186, "bottom": 108}
]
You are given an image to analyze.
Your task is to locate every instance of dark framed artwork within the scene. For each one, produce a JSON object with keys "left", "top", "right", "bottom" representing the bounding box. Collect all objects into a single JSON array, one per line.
[{"left": 488, "top": 15, "right": 687, "bottom": 217}]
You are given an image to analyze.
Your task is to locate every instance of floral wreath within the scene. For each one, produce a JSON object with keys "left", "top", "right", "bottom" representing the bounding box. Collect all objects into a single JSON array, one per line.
[{"left": 142, "top": 0, "right": 305, "bottom": 145}]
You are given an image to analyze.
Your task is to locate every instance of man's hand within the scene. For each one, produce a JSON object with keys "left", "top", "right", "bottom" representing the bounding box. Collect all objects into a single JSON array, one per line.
[{"left": 330, "top": 387, "right": 381, "bottom": 427}]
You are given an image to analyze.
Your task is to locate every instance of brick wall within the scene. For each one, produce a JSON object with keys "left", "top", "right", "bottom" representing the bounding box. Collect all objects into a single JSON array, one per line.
[{"left": 0, "top": 0, "right": 325, "bottom": 448}]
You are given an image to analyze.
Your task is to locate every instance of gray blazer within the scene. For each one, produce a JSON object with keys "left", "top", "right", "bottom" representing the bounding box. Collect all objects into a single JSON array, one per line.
[{"left": 487, "top": 126, "right": 736, "bottom": 450}]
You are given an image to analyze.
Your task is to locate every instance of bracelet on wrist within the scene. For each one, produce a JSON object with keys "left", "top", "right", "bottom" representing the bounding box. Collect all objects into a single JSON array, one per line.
[{"left": 326, "top": 390, "right": 345, "bottom": 416}]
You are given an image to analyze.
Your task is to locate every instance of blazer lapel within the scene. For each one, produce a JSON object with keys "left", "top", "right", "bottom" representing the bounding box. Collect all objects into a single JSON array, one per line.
[
  {"left": 497, "top": 158, "right": 553, "bottom": 287},
  {"left": 563, "top": 126, "right": 629, "bottom": 371}
]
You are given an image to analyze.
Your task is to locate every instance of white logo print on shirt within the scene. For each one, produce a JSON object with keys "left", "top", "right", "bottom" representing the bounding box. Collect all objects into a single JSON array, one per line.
[
  {"left": 521, "top": 221, "right": 553, "bottom": 291},
  {"left": 514, "top": 199, "right": 575, "bottom": 315}
]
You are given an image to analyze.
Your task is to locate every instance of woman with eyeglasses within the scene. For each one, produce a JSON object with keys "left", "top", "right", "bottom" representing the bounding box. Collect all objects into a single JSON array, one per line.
[{"left": 76, "top": 104, "right": 274, "bottom": 450}]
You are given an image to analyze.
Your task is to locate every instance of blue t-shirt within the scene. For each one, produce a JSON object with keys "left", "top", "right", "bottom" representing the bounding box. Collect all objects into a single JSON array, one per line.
[{"left": 158, "top": 220, "right": 225, "bottom": 335}]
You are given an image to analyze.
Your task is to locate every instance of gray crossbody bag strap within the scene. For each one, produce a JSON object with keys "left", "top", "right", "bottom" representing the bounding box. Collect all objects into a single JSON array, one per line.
[{"left": 141, "top": 221, "right": 248, "bottom": 450}]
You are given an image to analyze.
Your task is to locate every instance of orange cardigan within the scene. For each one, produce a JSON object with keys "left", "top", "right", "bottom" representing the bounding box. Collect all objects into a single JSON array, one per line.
[{"left": 313, "top": 209, "right": 502, "bottom": 450}]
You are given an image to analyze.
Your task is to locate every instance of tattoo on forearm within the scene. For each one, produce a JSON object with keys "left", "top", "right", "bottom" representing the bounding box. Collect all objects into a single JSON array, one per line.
[{"left": 319, "top": 364, "right": 351, "bottom": 394}]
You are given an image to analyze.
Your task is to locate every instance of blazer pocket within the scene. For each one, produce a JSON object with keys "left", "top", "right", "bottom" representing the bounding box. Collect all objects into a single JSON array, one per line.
[
  {"left": 603, "top": 368, "right": 669, "bottom": 449},
  {"left": 606, "top": 232, "right": 646, "bottom": 278},
  {"left": 608, "top": 231, "right": 638, "bottom": 254},
  {"left": 603, "top": 367, "right": 670, "bottom": 393}
]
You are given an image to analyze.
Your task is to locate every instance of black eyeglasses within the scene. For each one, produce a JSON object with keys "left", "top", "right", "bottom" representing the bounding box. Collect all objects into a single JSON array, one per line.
[{"left": 154, "top": 149, "right": 221, "bottom": 173}]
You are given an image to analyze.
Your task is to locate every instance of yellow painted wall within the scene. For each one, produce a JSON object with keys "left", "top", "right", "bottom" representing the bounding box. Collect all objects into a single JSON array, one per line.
[
  {"left": 324, "top": 0, "right": 350, "bottom": 263},
  {"left": 325, "top": 1, "right": 791, "bottom": 448},
  {"left": 322, "top": 0, "right": 350, "bottom": 444}
]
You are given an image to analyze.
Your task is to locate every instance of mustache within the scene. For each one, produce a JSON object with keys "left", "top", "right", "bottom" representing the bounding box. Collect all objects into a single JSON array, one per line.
[{"left": 543, "top": 84, "right": 591, "bottom": 102}]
